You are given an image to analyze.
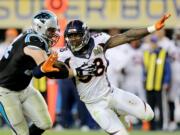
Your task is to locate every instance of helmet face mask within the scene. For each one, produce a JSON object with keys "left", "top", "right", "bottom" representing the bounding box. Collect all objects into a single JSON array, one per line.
[
  {"left": 45, "top": 27, "right": 60, "bottom": 47},
  {"left": 32, "top": 10, "right": 60, "bottom": 47},
  {"left": 66, "top": 33, "right": 84, "bottom": 52},
  {"left": 64, "top": 20, "right": 90, "bottom": 54}
]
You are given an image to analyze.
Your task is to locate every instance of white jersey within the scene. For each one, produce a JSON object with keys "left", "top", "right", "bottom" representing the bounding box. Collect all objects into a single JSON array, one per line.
[
  {"left": 120, "top": 44, "right": 144, "bottom": 82},
  {"left": 171, "top": 45, "right": 180, "bottom": 82},
  {"left": 168, "top": 44, "right": 180, "bottom": 101},
  {"left": 57, "top": 32, "right": 111, "bottom": 103},
  {"left": 157, "top": 37, "right": 176, "bottom": 55},
  {"left": 0, "top": 42, "right": 9, "bottom": 60},
  {"left": 119, "top": 44, "right": 146, "bottom": 100},
  {"left": 105, "top": 44, "right": 128, "bottom": 88}
]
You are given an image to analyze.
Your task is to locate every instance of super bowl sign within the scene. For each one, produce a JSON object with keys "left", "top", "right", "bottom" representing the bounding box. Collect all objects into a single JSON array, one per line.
[{"left": 0, "top": 0, "right": 179, "bottom": 28}]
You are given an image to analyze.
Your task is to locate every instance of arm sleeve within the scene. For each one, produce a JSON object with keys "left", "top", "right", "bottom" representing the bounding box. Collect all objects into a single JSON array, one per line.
[
  {"left": 33, "top": 61, "right": 69, "bottom": 79},
  {"left": 45, "top": 61, "right": 69, "bottom": 79},
  {"left": 45, "top": 67, "right": 69, "bottom": 79}
]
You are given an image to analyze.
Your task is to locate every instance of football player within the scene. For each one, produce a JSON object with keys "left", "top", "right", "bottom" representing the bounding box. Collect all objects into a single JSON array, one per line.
[
  {"left": 57, "top": 14, "right": 171, "bottom": 135},
  {"left": 0, "top": 10, "right": 71, "bottom": 135},
  {"left": 120, "top": 40, "right": 146, "bottom": 101},
  {"left": 167, "top": 27, "right": 180, "bottom": 131}
]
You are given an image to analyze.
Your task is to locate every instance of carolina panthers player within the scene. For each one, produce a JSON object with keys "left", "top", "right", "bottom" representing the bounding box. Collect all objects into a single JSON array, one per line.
[
  {"left": 0, "top": 10, "right": 71, "bottom": 135},
  {"left": 57, "top": 14, "right": 171, "bottom": 135}
]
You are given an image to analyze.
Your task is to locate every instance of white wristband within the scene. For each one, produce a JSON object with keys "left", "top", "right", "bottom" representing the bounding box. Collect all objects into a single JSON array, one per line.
[{"left": 147, "top": 25, "right": 156, "bottom": 33}]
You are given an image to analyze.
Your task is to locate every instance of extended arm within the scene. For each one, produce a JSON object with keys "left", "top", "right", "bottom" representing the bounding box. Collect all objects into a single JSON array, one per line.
[{"left": 106, "top": 13, "right": 171, "bottom": 49}]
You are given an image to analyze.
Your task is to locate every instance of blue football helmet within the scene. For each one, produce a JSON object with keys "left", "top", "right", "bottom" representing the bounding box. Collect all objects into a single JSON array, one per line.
[{"left": 64, "top": 20, "right": 90, "bottom": 53}]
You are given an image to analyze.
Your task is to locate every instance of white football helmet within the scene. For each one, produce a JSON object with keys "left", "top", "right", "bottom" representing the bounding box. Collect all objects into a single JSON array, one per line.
[{"left": 32, "top": 10, "right": 60, "bottom": 47}]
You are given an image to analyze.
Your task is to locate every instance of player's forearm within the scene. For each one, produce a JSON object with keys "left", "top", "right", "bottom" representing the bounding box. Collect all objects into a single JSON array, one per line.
[
  {"left": 106, "top": 28, "right": 149, "bottom": 49},
  {"left": 121, "top": 28, "right": 149, "bottom": 41}
]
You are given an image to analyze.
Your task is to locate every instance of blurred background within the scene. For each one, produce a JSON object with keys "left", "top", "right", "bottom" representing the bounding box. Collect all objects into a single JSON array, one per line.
[{"left": 0, "top": 0, "right": 180, "bottom": 135}]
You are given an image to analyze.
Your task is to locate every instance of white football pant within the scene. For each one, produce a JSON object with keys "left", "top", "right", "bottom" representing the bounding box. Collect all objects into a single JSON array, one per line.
[
  {"left": 0, "top": 86, "right": 52, "bottom": 135},
  {"left": 85, "top": 87, "right": 154, "bottom": 135}
]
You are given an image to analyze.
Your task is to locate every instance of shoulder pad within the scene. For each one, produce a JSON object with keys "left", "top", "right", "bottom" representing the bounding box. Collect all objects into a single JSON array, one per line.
[
  {"left": 92, "top": 32, "right": 110, "bottom": 44},
  {"left": 24, "top": 33, "right": 49, "bottom": 52},
  {"left": 57, "top": 47, "right": 72, "bottom": 62}
]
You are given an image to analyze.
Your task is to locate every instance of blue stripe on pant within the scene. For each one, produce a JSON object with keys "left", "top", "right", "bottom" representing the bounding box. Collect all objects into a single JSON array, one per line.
[{"left": 0, "top": 102, "right": 17, "bottom": 135}]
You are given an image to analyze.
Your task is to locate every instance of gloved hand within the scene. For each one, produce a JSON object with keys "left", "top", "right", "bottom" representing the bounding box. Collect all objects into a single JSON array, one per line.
[
  {"left": 155, "top": 13, "right": 171, "bottom": 30},
  {"left": 74, "top": 62, "right": 97, "bottom": 77},
  {"left": 41, "top": 53, "right": 59, "bottom": 73},
  {"left": 147, "top": 13, "right": 171, "bottom": 33}
]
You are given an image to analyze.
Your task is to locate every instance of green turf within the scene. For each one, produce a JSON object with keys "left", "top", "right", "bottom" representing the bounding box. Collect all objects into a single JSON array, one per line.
[
  {"left": 0, "top": 129, "right": 180, "bottom": 135},
  {"left": 44, "top": 130, "right": 180, "bottom": 135}
]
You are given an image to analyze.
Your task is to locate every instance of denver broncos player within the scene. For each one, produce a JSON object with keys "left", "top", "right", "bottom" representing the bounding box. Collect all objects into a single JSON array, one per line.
[
  {"left": 0, "top": 10, "right": 70, "bottom": 135},
  {"left": 57, "top": 14, "right": 171, "bottom": 135}
]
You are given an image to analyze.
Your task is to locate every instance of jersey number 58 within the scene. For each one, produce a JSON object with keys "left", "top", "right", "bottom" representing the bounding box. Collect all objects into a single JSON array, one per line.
[{"left": 79, "top": 58, "right": 105, "bottom": 83}]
